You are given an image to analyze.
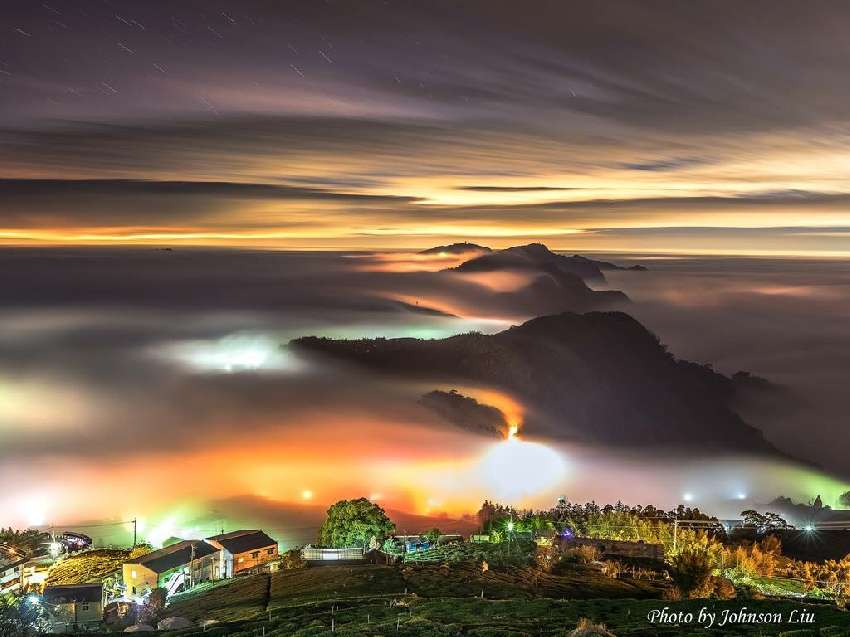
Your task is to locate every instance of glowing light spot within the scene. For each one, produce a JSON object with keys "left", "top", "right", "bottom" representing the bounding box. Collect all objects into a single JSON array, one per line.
[
  {"left": 163, "top": 335, "right": 303, "bottom": 374},
  {"left": 477, "top": 438, "right": 566, "bottom": 502},
  {"left": 301, "top": 490, "right": 313, "bottom": 501},
  {"left": 507, "top": 424, "right": 518, "bottom": 440},
  {"left": 18, "top": 493, "right": 49, "bottom": 527},
  {"left": 735, "top": 492, "right": 747, "bottom": 500},
  {"left": 682, "top": 492, "right": 694, "bottom": 503}
]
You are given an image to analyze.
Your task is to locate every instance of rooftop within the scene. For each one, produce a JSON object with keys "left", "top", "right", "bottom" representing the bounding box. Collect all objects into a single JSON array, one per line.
[
  {"left": 43, "top": 583, "right": 103, "bottom": 604},
  {"left": 126, "top": 540, "right": 217, "bottom": 574},
  {"left": 206, "top": 530, "right": 277, "bottom": 555}
]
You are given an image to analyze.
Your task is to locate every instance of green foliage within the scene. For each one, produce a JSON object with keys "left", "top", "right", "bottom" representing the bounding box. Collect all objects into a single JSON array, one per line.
[
  {"left": 840, "top": 491, "right": 850, "bottom": 508},
  {"left": 0, "top": 528, "right": 49, "bottom": 558},
  {"left": 741, "top": 509, "right": 792, "bottom": 532},
  {"left": 0, "top": 594, "right": 44, "bottom": 636},
  {"left": 317, "top": 498, "right": 395, "bottom": 549},
  {"left": 424, "top": 527, "right": 441, "bottom": 544},
  {"left": 477, "top": 499, "right": 716, "bottom": 556},
  {"left": 128, "top": 570, "right": 850, "bottom": 637},
  {"left": 403, "top": 538, "right": 536, "bottom": 569},
  {"left": 667, "top": 545, "right": 714, "bottom": 598},
  {"left": 279, "top": 548, "right": 305, "bottom": 570}
]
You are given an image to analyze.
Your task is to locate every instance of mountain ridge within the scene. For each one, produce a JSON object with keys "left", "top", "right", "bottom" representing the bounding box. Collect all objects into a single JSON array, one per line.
[{"left": 293, "top": 310, "right": 781, "bottom": 456}]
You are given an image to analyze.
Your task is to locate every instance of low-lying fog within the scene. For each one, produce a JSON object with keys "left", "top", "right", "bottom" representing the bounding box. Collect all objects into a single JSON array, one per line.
[{"left": 1, "top": 248, "right": 848, "bottom": 542}]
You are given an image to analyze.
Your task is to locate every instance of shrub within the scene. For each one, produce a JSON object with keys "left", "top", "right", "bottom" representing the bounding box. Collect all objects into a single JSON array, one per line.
[
  {"left": 564, "top": 545, "right": 600, "bottom": 564},
  {"left": 568, "top": 617, "right": 617, "bottom": 637},
  {"left": 710, "top": 575, "right": 736, "bottom": 599},
  {"left": 601, "top": 560, "right": 621, "bottom": 579},
  {"left": 279, "top": 548, "right": 305, "bottom": 570},
  {"left": 552, "top": 546, "right": 600, "bottom": 574},
  {"left": 667, "top": 546, "right": 713, "bottom": 598}
]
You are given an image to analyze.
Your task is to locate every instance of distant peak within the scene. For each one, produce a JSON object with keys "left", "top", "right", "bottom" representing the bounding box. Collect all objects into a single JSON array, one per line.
[{"left": 419, "top": 242, "right": 491, "bottom": 255}]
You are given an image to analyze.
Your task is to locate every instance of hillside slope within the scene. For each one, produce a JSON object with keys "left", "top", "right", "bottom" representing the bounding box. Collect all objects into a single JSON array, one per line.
[{"left": 294, "top": 311, "right": 777, "bottom": 453}]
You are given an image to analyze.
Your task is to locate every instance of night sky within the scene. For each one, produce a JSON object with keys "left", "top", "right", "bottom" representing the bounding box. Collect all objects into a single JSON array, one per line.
[
  {"left": 2, "top": 2, "right": 850, "bottom": 534},
  {"left": 2, "top": 0, "right": 850, "bottom": 253}
]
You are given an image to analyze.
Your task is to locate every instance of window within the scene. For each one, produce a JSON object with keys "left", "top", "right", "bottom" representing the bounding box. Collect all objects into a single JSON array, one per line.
[
  {"left": 266, "top": 548, "right": 274, "bottom": 555},
  {"left": 81, "top": 604, "right": 89, "bottom": 611},
  {"left": 250, "top": 551, "right": 260, "bottom": 559}
]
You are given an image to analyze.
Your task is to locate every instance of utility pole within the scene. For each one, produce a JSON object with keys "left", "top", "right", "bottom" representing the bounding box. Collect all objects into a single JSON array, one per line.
[
  {"left": 189, "top": 542, "right": 196, "bottom": 590},
  {"left": 132, "top": 519, "right": 137, "bottom": 548},
  {"left": 673, "top": 520, "right": 678, "bottom": 552}
]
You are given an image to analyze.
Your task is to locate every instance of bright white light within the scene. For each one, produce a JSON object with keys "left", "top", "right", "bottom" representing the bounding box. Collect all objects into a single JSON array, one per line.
[
  {"left": 682, "top": 492, "right": 694, "bottom": 503},
  {"left": 477, "top": 438, "right": 566, "bottom": 502},
  {"left": 163, "top": 335, "right": 303, "bottom": 374},
  {"left": 507, "top": 521, "right": 514, "bottom": 532},
  {"left": 735, "top": 492, "right": 747, "bottom": 500},
  {"left": 301, "top": 490, "right": 313, "bottom": 501},
  {"left": 804, "top": 524, "right": 815, "bottom": 532},
  {"left": 146, "top": 516, "right": 178, "bottom": 548},
  {"left": 18, "top": 493, "right": 48, "bottom": 527}
]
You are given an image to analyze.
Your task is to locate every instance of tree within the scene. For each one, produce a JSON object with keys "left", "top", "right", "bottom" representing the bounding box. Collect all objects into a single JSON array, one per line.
[
  {"left": 424, "top": 528, "right": 441, "bottom": 545},
  {"left": 137, "top": 588, "right": 166, "bottom": 626},
  {"left": 667, "top": 546, "right": 714, "bottom": 598},
  {"left": 741, "top": 510, "right": 791, "bottom": 534},
  {"left": 318, "top": 498, "right": 395, "bottom": 549},
  {"left": 0, "top": 529, "right": 49, "bottom": 559},
  {"left": 840, "top": 491, "right": 850, "bottom": 508},
  {"left": 0, "top": 594, "right": 44, "bottom": 636}
]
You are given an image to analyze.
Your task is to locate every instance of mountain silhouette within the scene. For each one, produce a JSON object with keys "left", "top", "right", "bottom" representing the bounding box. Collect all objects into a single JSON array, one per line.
[
  {"left": 450, "top": 243, "right": 646, "bottom": 283},
  {"left": 294, "top": 311, "right": 779, "bottom": 455}
]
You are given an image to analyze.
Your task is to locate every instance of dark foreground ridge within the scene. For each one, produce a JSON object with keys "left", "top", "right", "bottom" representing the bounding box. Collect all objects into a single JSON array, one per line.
[{"left": 294, "top": 311, "right": 778, "bottom": 454}]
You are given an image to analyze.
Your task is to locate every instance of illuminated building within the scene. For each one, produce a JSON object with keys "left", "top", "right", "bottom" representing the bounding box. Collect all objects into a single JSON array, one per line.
[
  {"left": 42, "top": 583, "right": 104, "bottom": 633},
  {"left": 0, "top": 555, "right": 26, "bottom": 594},
  {"left": 205, "top": 530, "right": 278, "bottom": 575},
  {"left": 122, "top": 540, "right": 220, "bottom": 598}
]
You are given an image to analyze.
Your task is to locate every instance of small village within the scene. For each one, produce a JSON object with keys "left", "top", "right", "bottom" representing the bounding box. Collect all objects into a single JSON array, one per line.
[{"left": 3, "top": 496, "right": 850, "bottom": 635}]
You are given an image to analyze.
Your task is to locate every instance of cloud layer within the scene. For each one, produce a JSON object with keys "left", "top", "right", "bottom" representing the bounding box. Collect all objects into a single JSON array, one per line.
[{"left": 1, "top": 1, "right": 850, "bottom": 252}]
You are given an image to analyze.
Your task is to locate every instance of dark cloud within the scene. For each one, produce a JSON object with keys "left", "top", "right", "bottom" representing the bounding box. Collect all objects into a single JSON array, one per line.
[
  {"left": 458, "top": 186, "right": 579, "bottom": 193},
  {"left": 620, "top": 157, "right": 710, "bottom": 172},
  {"left": 0, "top": 178, "right": 420, "bottom": 227},
  {"left": 0, "top": 179, "right": 418, "bottom": 202}
]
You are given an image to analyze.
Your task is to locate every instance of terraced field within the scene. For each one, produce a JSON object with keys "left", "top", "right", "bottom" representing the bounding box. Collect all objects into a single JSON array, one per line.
[{"left": 59, "top": 561, "right": 850, "bottom": 636}]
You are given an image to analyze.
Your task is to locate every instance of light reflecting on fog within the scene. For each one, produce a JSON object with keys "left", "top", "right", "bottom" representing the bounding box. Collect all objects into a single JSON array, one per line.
[{"left": 477, "top": 437, "right": 568, "bottom": 501}]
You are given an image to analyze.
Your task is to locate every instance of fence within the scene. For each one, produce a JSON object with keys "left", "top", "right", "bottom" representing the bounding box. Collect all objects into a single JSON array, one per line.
[{"left": 301, "top": 547, "right": 364, "bottom": 563}]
